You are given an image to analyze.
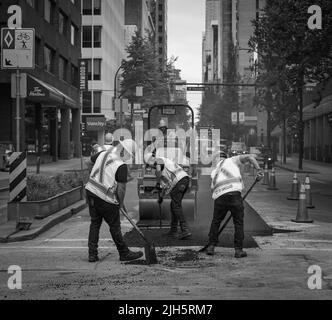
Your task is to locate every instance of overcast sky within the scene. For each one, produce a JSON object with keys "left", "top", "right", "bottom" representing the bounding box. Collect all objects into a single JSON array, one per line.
[{"left": 168, "top": 0, "right": 206, "bottom": 118}]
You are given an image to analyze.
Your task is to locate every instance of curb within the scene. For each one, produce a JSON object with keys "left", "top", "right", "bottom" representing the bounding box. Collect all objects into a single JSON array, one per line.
[
  {"left": 0, "top": 201, "right": 87, "bottom": 243},
  {"left": 275, "top": 164, "right": 318, "bottom": 174}
]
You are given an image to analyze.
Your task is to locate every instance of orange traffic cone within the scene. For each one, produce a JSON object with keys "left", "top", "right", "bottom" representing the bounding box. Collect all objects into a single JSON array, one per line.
[
  {"left": 267, "top": 167, "right": 278, "bottom": 190},
  {"left": 305, "top": 175, "right": 315, "bottom": 209},
  {"left": 292, "top": 184, "right": 314, "bottom": 223},
  {"left": 262, "top": 164, "right": 269, "bottom": 185},
  {"left": 287, "top": 172, "right": 299, "bottom": 200}
]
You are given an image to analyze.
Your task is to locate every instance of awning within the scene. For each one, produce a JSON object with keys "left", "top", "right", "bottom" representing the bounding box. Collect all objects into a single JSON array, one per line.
[{"left": 26, "top": 75, "right": 77, "bottom": 108}]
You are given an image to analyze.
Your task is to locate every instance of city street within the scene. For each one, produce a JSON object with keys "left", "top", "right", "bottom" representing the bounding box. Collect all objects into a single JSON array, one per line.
[{"left": 0, "top": 165, "right": 332, "bottom": 300}]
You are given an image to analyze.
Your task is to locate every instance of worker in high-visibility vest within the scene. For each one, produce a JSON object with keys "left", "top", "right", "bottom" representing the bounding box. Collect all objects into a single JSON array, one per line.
[
  {"left": 85, "top": 139, "right": 143, "bottom": 263},
  {"left": 145, "top": 153, "right": 192, "bottom": 240},
  {"left": 205, "top": 151, "right": 264, "bottom": 258}
]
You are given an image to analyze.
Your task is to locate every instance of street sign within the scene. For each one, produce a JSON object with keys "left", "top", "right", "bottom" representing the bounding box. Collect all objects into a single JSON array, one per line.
[
  {"left": 239, "top": 112, "right": 245, "bottom": 124},
  {"left": 79, "top": 59, "right": 88, "bottom": 91},
  {"left": 11, "top": 73, "right": 27, "bottom": 98},
  {"left": 133, "top": 109, "right": 147, "bottom": 114},
  {"left": 187, "top": 87, "right": 205, "bottom": 91},
  {"left": 1, "top": 28, "right": 35, "bottom": 69}
]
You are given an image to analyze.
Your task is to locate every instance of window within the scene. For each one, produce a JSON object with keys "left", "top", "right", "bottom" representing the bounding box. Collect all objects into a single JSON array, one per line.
[
  {"left": 93, "top": 91, "right": 101, "bottom": 113},
  {"left": 44, "top": 45, "right": 55, "bottom": 73},
  {"left": 35, "top": 37, "right": 41, "bottom": 66},
  {"left": 71, "top": 23, "right": 78, "bottom": 46},
  {"left": 159, "top": 14, "right": 163, "bottom": 22},
  {"left": 87, "top": 59, "right": 101, "bottom": 81},
  {"left": 44, "top": 0, "right": 54, "bottom": 23},
  {"left": 82, "top": 26, "right": 101, "bottom": 48},
  {"left": 59, "top": 56, "right": 67, "bottom": 81},
  {"left": 83, "top": 91, "right": 101, "bottom": 114},
  {"left": 83, "top": 0, "right": 101, "bottom": 15},
  {"left": 159, "top": 36, "right": 163, "bottom": 44},
  {"left": 83, "top": 91, "right": 92, "bottom": 114},
  {"left": 58, "top": 11, "right": 67, "bottom": 35},
  {"left": 71, "top": 64, "right": 79, "bottom": 87}
]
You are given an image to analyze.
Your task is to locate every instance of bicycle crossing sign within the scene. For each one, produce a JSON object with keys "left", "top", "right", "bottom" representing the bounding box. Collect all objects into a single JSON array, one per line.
[{"left": 1, "top": 28, "right": 35, "bottom": 69}]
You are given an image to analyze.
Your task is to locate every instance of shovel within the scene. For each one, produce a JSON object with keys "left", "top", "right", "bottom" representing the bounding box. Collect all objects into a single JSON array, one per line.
[
  {"left": 120, "top": 208, "right": 158, "bottom": 265},
  {"left": 199, "top": 177, "right": 260, "bottom": 253}
]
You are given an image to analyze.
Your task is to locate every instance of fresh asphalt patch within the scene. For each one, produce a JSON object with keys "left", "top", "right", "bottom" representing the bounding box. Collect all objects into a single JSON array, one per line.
[{"left": 123, "top": 228, "right": 258, "bottom": 248}]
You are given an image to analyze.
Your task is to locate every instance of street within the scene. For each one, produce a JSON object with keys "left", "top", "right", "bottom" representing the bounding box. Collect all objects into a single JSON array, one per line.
[{"left": 0, "top": 166, "right": 332, "bottom": 300}]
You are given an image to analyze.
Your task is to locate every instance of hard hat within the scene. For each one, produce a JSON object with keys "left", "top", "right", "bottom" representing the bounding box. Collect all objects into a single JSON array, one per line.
[
  {"left": 105, "top": 133, "right": 114, "bottom": 145},
  {"left": 119, "top": 139, "right": 137, "bottom": 157},
  {"left": 158, "top": 119, "right": 167, "bottom": 128}
]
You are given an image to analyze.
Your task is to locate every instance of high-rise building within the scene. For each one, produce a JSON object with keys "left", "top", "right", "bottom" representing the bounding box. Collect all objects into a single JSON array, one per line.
[
  {"left": 0, "top": 0, "right": 82, "bottom": 161},
  {"left": 81, "top": 0, "right": 125, "bottom": 146},
  {"left": 153, "top": 0, "right": 168, "bottom": 70},
  {"left": 125, "top": 0, "right": 155, "bottom": 45}
]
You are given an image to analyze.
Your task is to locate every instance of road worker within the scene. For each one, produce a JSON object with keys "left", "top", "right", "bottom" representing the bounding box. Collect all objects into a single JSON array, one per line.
[
  {"left": 85, "top": 139, "right": 143, "bottom": 262},
  {"left": 205, "top": 151, "right": 264, "bottom": 258},
  {"left": 145, "top": 152, "right": 192, "bottom": 240}
]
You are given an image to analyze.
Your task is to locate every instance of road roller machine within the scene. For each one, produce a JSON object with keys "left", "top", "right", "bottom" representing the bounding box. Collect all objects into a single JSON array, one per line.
[{"left": 137, "top": 104, "right": 198, "bottom": 226}]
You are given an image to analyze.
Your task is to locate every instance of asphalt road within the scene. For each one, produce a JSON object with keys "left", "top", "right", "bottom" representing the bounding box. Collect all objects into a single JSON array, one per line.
[{"left": 0, "top": 170, "right": 332, "bottom": 300}]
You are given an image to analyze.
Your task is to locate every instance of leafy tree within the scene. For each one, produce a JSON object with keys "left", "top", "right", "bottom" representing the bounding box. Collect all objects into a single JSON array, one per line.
[{"left": 249, "top": 0, "right": 332, "bottom": 169}]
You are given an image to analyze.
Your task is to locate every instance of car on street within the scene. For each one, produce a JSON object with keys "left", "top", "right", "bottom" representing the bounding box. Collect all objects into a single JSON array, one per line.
[{"left": 255, "top": 147, "right": 274, "bottom": 169}]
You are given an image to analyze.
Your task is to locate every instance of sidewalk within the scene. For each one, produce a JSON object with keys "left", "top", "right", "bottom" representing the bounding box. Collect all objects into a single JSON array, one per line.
[
  {"left": 0, "top": 157, "right": 92, "bottom": 238},
  {"left": 275, "top": 154, "right": 332, "bottom": 175},
  {"left": 243, "top": 166, "right": 332, "bottom": 252}
]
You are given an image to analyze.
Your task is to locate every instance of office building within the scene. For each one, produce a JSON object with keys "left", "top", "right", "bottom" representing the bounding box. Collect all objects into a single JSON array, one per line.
[{"left": 0, "top": 0, "right": 82, "bottom": 162}]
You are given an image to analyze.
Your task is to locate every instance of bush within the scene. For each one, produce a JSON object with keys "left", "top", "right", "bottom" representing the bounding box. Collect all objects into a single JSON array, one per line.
[{"left": 27, "top": 171, "right": 90, "bottom": 201}]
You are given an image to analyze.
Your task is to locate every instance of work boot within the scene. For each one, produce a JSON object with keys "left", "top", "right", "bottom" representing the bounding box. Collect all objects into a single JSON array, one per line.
[
  {"left": 178, "top": 230, "right": 192, "bottom": 240},
  {"left": 120, "top": 250, "right": 144, "bottom": 262},
  {"left": 178, "top": 222, "right": 192, "bottom": 240},
  {"left": 234, "top": 248, "right": 247, "bottom": 259},
  {"left": 88, "top": 255, "right": 99, "bottom": 263},
  {"left": 206, "top": 245, "right": 215, "bottom": 256}
]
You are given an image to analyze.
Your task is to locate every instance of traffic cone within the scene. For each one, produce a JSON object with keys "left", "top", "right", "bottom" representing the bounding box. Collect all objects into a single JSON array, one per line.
[
  {"left": 287, "top": 172, "right": 300, "bottom": 200},
  {"left": 305, "top": 175, "right": 315, "bottom": 209},
  {"left": 267, "top": 167, "right": 278, "bottom": 190},
  {"left": 291, "top": 184, "right": 314, "bottom": 223},
  {"left": 262, "top": 164, "right": 269, "bottom": 185}
]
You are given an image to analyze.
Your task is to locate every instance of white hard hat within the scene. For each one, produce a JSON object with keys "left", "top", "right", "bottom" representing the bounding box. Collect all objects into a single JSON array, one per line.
[
  {"left": 119, "top": 139, "right": 137, "bottom": 157},
  {"left": 105, "top": 133, "right": 114, "bottom": 145},
  {"left": 158, "top": 119, "right": 167, "bottom": 128}
]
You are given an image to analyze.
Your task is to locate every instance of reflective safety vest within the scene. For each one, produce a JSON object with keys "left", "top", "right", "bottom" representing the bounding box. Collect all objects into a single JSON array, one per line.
[
  {"left": 158, "top": 157, "right": 188, "bottom": 194},
  {"left": 85, "top": 149, "right": 124, "bottom": 205},
  {"left": 211, "top": 158, "right": 244, "bottom": 200}
]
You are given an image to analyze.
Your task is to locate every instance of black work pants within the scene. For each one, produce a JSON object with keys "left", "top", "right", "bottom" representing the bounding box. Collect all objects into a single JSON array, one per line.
[
  {"left": 87, "top": 190, "right": 129, "bottom": 256},
  {"left": 208, "top": 192, "right": 244, "bottom": 249},
  {"left": 170, "top": 177, "right": 190, "bottom": 231}
]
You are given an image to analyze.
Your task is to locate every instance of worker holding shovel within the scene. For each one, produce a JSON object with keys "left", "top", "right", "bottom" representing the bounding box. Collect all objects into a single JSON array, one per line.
[
  {"left": 205, "top": 151, "right": 264, "bottom": 258},
  {"left": 145, "top": 153, "right": 192, "bottom": 240}
]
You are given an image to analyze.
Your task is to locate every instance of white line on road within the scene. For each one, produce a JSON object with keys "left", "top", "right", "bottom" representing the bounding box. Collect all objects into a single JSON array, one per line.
[{"left": 44, "top": 239, "right": 112, "bottom": 242}]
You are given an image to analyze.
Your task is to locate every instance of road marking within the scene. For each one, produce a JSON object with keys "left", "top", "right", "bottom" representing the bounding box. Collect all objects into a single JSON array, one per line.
[{"left": 44, "top": 239, "right": 112, "bottom": 242}]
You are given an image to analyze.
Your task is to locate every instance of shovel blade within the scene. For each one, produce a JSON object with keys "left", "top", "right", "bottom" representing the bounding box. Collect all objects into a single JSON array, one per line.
[{"left": 144, "top": 243, "right": 158, "bottom": 265}]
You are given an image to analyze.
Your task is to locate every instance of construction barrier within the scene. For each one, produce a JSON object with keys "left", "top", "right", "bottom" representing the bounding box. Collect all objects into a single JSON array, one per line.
[
  {"left": 267, "top": 167, "right": 278, "bottom": 190},
  {"left": 305, "top": 175, "right": 315, "bottom": 209},
  {"left": 262, "top": 164, "right": 269, "bottom": 185},
  {"left": 287, "top": 172, "right": 299, "bottom": 200},
  {"left": 291, "top": 184, "right": 314, "bottom": 223},
  {"left": 9, "top": 152, "right": 27, "bottom": 202}
]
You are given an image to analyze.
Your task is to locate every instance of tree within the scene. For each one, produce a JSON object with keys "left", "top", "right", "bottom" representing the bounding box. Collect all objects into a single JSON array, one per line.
[
  {"left": 249, "top": 0, "right": 332, "bottom": 169},
  {"left": 120, "top": 31, "right": 170, "bottom": 108}
]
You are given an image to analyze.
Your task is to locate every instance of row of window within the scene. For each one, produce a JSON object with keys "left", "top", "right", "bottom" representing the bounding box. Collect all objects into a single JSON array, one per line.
[
  {"left": 26, "top": 0, "right": 79, "bottom": 47},
  {"left": 83, "top": 91, "right": 101, "bottom": 114},
  {"left": 35, "top": 39, "right": 79, "bottom": 87}
]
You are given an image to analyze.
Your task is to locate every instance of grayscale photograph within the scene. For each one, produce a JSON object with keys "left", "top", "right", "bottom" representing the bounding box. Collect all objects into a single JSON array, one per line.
[{"left": 0, "top": 0, "right": 331, "bottom": 307}]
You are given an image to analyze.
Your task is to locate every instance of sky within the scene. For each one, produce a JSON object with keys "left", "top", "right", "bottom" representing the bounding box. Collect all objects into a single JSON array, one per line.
[{"left": 167, "top": 0, "right": 206, "bottom": 118}]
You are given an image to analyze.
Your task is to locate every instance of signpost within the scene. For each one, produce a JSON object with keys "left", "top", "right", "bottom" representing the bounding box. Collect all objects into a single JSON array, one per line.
[
  {"left": 1, "top": 27, "right": 35, "bottom": 153},
  {"left": 187, "top": 87, "right": 205, "bottom": 92}
]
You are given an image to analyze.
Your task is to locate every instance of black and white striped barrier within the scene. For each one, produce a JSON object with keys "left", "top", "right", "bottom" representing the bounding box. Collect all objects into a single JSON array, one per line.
[{"left": 9, "top": 152, "right": 27, "bottom": 203}]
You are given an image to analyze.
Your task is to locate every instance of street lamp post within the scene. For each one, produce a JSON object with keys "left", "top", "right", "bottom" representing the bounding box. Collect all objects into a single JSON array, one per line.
[{"left": 114, "top": 62, "right": 124, "bottom": 128}]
